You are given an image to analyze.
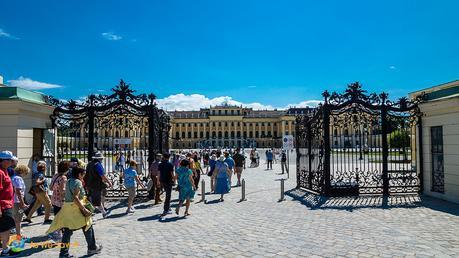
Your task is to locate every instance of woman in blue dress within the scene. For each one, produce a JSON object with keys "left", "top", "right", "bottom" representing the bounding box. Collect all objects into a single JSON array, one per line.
[
  {"left": 214, "top": 155, "right": 231, "bottom": 202},
  {"left": 175, "top": 159, "right": 195, "bottom": 216}
]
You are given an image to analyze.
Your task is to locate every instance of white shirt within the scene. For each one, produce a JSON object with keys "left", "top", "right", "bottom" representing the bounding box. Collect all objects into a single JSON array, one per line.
[{"left": 12, "top": 175, "right": 25, "bottom": 204}]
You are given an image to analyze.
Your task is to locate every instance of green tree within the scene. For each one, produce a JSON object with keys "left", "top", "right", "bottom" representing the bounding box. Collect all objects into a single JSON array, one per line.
[{"left": 389, "top": 130, "right": 410, "bottom": 160}]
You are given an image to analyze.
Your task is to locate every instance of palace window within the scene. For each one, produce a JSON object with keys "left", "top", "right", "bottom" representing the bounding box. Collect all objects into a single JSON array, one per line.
[
  {"left": 194, "top": 132, "right": 198, "bottom": 138},
  {"left": 237, "top": 122, "right": 240, "bottom": 126},
  {"left": 182, "top": 132, "right": 185, "bottom": 138},
  {"left": 231, "top": 110, "right": 234, "bottom": 115},
  {"left": 188, "top": 132, "right": 192, "bottom": 138},
  {"left": 249, "top": 131, "right": 253, "bottom": 138},
  {"left": 237, "top": 131, "right": 241, "bottom": 137},
  {"left": 176, "top": 132, "right": 179, "bottom": 139},
  {"left": 255, "top": 131, "right": 259, "bottom": 138},
  {"left": 231, "top": 122, "right": 234, "bottom": 126},
  {"left": 213, "top": 122, "right": 216, "bottom": 127},
  {"left": 261, "top": 123, "right": 265, "bottom": 126},
  {"left": 274, "top": 131, "right": 277, "bottom": 137},
  {"left": 218, "top": 110, "right": 222, "bottom": 115},
  {"left": 225, "top": 110, "right": 228, "bottom": 115},
  {"left": 200, "top": 131, "right": 204, "bottom": 138},
  {"left": 267, "top": 123, "right": 271, "bottom": 126},
  {"left": 219, "top": 122, "right": 222, "bottom": 126},
  {"left": 231, "top": 131, "right": 235, "bottom": 137},
  {"left": 218, "top": 131, "right": 222, "bottom": 138},
  {"left": 243, "top": 132, "right": 247, "bottom": 138},
  {"left": 212, "top": 131, "right": 216, "bottom": 138},
  {"left": 224, "top": 131, "right": 229, "bottom": 138}
]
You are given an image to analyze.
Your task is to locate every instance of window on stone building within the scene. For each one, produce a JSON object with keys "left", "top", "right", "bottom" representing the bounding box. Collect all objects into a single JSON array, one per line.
[
  {"left": 182, "top": 132, "right": 185, "bottom": 138},
  {"left": 261, "top": 122, "right": 265, "bottom": 126},
  {"left": 225, "top": 110, "right": 228, "bottom": 115},
  {"left": 188, "top": 132, "right": 192, "bottom": 138},
  {"left": 231, "top": 131, "right": 235, "bottom": 137},
  {"left": 243, "top": 132, "right": 247, "bottom": 138},
  {"left": 431, "top": 126, "right": 444, "bottom": 193},
  {"left": 176, "top": 132, "right": 179, "bottom": 139},
  {"left": 218, "top": 131, "right": 222, "bottom": 138},
  {"left": 194, "top": 132, "right": 198, "bottom": 138},
  {"left": 231, "top": 122, "right": 234, "bottom": 126},
  {"left": 219, "top": 110, "right": 222, "bottom": 115},
  {"left": 274, "top": 131, "right": 277, "bottom": 137},
  {"left": 255, "top": 131, "right": 259, "bottom": 138},
  {"left": 212, "top": 131, "right": 216, "bottom": 138},
  {"left": 219, "top": 122, "right": 222, "bottom": 127},
  {"left": 200, "top": 131, "right": 203, "bottom": 138},
  {"left": 237, "top": 131, "right": 241, "bottom": 137},
  {"left": 224, "top": 131, "right": 229, "bottom": 138},
  {"left": 125, "top": 131, "right": 129, "bottom": 137},
  {"left": 249, "top": 131, "right": 253, "bottom": 138},
  {"left": 231, "top": 110, "right": 234, "bottom": 115}
]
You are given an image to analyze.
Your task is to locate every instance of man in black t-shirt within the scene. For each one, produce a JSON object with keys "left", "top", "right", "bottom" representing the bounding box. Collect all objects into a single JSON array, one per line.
[
  {"left": 158, "top": 153, "right": 174, "bottom": 217},
  {"left": 232, "top": 148, "right": 245, "bottom": 187}
]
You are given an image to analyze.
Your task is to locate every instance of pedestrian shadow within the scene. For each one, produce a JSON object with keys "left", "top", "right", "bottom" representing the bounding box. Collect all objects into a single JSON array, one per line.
[
  {"left": 285, "top": 188, "right": 427, "bottom": 212},
  {"left": 105, "top": 212, "right": 129, "bottom": 219},
  {"left": 134, "top": 203, "right": 155, "bottom": 209},
  {"left": 206, "top": 199, "right": 222, "bottom": 205},
  {"left": 137, "top": 214, "right": 162, "bottom": 221},
  {"left": 159, "top": 216, "right": 186, "bottom": 223}
]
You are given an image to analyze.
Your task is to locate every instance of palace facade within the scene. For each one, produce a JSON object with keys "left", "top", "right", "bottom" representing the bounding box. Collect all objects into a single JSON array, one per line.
[{"left": 169, "top": 105, "right": 312, "bottom": 149}]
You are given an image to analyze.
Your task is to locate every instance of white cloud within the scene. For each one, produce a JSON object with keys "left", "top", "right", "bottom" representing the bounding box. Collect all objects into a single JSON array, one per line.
[
  {"left": 0, "top": 28, "right": 19, "bottom": 40},
  {"left": 101, "top": 32, "right": 122, "bottom": 41},
  {"left": 156, "top": 93, "right": 321, "bottom": 111},
  {"left": 389, "top": 65, "right": 396, "bottom": 70},
  {"left": 8, "top": 76, "right": 62, "bottom": 90}
]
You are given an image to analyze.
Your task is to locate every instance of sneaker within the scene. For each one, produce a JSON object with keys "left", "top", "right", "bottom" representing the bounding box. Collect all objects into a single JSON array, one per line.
[
  {"left": 59, "top": 253, "right": 75, "bottom": 258},
  {"left": 126, "top": 208, "right": 135, "bottom": 214},
  {"left": 166, "top": 210, "right": 173, "bottom": 215},
  {"left": 87, "top": 245, "right": 103, "bottom": 255},
  {"left": 0, "top": 248, "right": 19, "bottom": 257},
  {"left": 43, "top": 219, "right": 53, "bottom": 224}
]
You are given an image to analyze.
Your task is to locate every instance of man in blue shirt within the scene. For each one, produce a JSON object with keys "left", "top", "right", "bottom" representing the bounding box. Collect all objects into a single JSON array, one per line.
[
  {"left": 266, "top": 149, "right": 274, "bottom": 170},
  {"left": 223, "top": 151, "right": 235, "bottom": 187}
]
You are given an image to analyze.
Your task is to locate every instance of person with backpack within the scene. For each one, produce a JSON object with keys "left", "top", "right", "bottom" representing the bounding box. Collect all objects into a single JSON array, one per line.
[
  {"left": 49, "top": 161, "right": 70, "bottom": 240},
  {"left": 85, "top": 152, "right": 112, "bottom": 218}
]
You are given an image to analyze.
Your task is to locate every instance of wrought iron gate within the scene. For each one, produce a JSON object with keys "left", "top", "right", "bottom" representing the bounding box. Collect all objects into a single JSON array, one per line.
[
  {"left": 47, "top": 80, "right": 170, "bottom": 197},
  {"left": 296, "top": 82, "right": 424, "bottom": 196}
]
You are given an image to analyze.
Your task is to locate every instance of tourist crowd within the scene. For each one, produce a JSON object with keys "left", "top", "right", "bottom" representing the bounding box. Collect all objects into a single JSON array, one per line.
[{"left": 0, "top": 147, "right": 271, "bottom": 257}]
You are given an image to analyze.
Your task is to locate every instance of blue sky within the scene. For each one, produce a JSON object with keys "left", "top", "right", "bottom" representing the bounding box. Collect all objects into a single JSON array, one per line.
[{"left": 0, "top": 0, "right": 458, "bottom": 110}]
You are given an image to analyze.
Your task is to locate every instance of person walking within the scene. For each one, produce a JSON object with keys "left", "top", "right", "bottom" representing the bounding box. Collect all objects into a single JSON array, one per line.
[
  {"left": 11, "top": 164, "right": 29, "bottom": 240},
  {"left": 85, "top": 152, "right": 112, "bottom": 218},
  {"left": 24, "top": 161, "right": 52, "bottom": 224},
  {"left": 148, "top": 154, "right": 162, "bottom": 204},
  {"left": 192, "top": 154, "right": 202, "bottom": 190},
  {"left": 223, "top": 151, "right": 234, "bottom": 186},
  {"left": 119, "top": 152, "right": 126, "bottom": 172},
  {"left": 0, "top": 151, "right": 18, "bottom": 256},
  {"left": 214, "top": 155, "right": 231, "bottom": 202},
  {"left": 281, "top": 150, "right": 288, "bottom": 174},
  {"left": 208, "top": 154, "right": 217, "bottom": 192},
  {"left": 159, "top": 153, "right": 174, "bottom": 218},
  {"left": 123, "top": 160, "right": 145, "bottom": 214},
  {"left": 266, "top": 149, "right": 273, "bottom": 170},
  {"left": 49, "top": 161, "right": 69, "bottom": 240},
  {"left": 46, "top": 167, "right": 102, "bottom": 257},
  {"left": 232, "top": 148, "right": 245, "bottom": 187},
  {"left": 175, "top": 159, "right": 195, "bottom": 216}
]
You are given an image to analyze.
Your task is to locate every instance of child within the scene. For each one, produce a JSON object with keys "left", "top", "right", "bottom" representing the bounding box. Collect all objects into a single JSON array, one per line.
[
  {"left": 12, "top": 165, "right": 29, "bottom": 239},
  {"left": 122, "top": 160, "right": 145, "bottom": 213}
]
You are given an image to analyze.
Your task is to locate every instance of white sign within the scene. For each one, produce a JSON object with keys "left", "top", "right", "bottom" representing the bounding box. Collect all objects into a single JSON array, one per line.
[
  {"left": 283, "top": 135, "right": 294, "bottom": 150},
  {"left": 114, "top": 138, "right": 132, "bottom": 145}
]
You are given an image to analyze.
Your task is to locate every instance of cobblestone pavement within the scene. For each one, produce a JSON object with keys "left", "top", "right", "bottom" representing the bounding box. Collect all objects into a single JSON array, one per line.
[{"left": 17, "top": 158, "right": 459, "bottom": 258}]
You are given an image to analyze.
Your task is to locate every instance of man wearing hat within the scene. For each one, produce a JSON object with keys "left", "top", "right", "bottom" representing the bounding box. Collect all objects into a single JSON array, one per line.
[
  {"left": 85, "top": 152, "right": 112, "bottom": 218},
  {"left": 0, "top": 150, "right": 18, "bottom": 256}
]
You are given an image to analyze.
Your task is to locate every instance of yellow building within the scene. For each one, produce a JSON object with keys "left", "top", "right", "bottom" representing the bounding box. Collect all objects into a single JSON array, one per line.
[{"left": 169, "top": 104, "right": 311, "bottom": 149}]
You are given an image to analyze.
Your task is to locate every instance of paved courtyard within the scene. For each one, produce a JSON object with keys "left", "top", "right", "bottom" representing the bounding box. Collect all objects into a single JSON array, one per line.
[{"left": 17, "top": 157, "right": 459, "bottom": 257}]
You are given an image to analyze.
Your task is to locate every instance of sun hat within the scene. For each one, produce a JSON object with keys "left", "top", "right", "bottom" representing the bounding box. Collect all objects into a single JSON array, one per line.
[
  {"left": 92, "top": 152, "right": 104, "bottom": 160},
  {"left": 0, "top": 151, "right": 14, "bottom": 160}
]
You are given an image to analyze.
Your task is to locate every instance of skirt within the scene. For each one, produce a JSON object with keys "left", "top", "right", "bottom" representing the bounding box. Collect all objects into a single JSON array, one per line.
[
  {"left": 215, "top": 177, "right": 230, "bottom": 194},
  {"left": 46, "top": 198, "right": 93, "bottom": 234}
]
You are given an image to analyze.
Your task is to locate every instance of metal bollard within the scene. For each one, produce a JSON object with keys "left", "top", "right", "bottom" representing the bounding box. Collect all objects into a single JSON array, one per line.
[
  {"left": 201, "top": 179, "right": 206, "bottom": 203},
  {"left": 240, "top": 179, "right": 247, "bottom": 202},
  {"left": 279, "top": 179, "right": 286, "bottom": 202}
]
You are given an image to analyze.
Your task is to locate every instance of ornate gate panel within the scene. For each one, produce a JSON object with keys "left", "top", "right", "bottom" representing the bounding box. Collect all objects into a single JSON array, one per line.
[
  {"left": 296, "top": 82, "right": 424, "bottom": 196},
  {"left": 48, "top": 80, "right": 170, "bottom": 197}
]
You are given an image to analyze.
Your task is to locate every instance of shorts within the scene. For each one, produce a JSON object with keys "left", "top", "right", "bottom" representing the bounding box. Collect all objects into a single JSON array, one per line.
[
  {"left": 0, "top": 208, "right": 15, "bottom": 232},
  {"left": 127, "top": 187, "right": 136, "bottom": 199},
  {"left": 235, "top": 167, "right": 243, "bottom": 174},
  {"left": 13, "top": 203, "right": 24, "bottom": 221},
  {"left": 89, "top": 189, "right": 106, "bottom": 206}
]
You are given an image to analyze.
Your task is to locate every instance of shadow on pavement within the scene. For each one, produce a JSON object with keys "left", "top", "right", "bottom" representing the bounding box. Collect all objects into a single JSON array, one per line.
[
  {"left": 286, "top": 188, "right": 459, "bottom": 216},
  {"left": 137, "top": 214, "right": 162, "bottom": 221},
  {"left": 159, "top": 216, "right": 186, "bottom": 223}
]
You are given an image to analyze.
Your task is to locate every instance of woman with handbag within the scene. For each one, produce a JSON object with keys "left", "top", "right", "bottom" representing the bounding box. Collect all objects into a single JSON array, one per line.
[
  {"left": 24, "top": 162, "right": 52, "bottom": 224},
  {"left": 46, "top": 167, "right": 102, "bottom": 258}
]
